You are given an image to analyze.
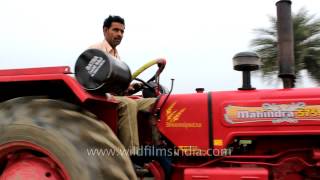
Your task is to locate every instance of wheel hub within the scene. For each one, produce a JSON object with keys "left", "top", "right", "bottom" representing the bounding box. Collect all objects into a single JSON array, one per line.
[{"left": 1, "top": 154, "right": 63, "bottom": 180}]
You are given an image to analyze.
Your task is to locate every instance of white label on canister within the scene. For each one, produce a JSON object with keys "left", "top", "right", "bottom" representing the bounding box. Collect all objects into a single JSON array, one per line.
[{"left": 85, "top": 56, "right": 106, "bottom": 77}]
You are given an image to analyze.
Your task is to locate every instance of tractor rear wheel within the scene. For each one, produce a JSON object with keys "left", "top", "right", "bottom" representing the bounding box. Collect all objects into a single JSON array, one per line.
[{"left": 0, "top": 97, "right": 137, "bottom": 180}]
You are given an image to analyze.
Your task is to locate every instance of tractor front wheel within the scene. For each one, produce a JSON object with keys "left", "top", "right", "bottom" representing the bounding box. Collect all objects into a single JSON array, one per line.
[{"left": 0, "top": 97, "right": 136, "bottom": 180}]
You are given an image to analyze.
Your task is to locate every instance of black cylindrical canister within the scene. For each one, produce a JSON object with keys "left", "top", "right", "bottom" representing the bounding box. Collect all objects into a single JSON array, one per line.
[{"left": 75, "top": 49, "right": 132, "bottom": 95}]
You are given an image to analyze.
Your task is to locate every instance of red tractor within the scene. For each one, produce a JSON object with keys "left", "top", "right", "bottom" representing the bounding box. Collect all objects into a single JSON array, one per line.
[{"left": 0, "top": 1, "right": 319, "bottom": 180}]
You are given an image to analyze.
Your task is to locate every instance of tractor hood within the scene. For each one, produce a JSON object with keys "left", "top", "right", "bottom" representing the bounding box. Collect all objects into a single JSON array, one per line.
[{"left": 157, "top": 88, "right": 320, "bottom": 152}]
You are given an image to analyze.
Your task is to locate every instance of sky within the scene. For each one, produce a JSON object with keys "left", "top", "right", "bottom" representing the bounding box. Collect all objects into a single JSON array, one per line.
[{"left": 0, "top": 0, "right": 320, "bottom": 93}]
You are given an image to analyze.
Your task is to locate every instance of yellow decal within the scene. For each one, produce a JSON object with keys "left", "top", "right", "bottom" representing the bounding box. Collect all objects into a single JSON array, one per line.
[
  {"left": 224, "top": 102, "right": 320, "bottom": 124},
  {"left": 177, "top": 146, "right": 206, "bottom": 156},
  {"left": 165, "top": 102, "right": 202, "bottom": 128},
  {"left": 166, "top": 102, "right": 186, "bottom": 123},
  {"left": 214, "top": 139, "right": 223, "bottom": 146}
]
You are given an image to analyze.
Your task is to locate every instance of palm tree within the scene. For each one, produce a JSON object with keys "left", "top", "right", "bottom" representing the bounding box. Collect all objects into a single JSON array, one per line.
[{"left": 250, "top": 8, "right": 320, "bottom": 85}]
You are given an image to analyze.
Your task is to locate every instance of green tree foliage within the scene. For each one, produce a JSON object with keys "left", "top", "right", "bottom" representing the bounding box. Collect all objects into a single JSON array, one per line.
[{"left": 250, "top": 8, "right": 320, "bottom": 84}]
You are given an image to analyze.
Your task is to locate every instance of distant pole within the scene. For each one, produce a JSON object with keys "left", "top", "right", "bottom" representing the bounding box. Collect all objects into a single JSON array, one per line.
[{"left": 276, "top": 0, "right": 295, "bottom": 88}]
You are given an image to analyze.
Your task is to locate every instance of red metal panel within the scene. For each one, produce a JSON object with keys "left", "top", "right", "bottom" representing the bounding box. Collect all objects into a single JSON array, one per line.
[
  {"left": 0, "top": 66, "right": 71, "bottom": 76},
  {"left": 184, "top": 168, "right": 268, "bottom": 180},
  {"left": 0, "top": 67, "right": 117, "bottom": 104},
  {"left": 158, "top": 93, "right": 209, "bottom": 154}
]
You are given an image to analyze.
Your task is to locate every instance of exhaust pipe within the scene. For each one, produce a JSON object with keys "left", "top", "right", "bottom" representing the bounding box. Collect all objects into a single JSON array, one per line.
[{"left": 276, "top": 0, "right": 295, "bottom": 88}]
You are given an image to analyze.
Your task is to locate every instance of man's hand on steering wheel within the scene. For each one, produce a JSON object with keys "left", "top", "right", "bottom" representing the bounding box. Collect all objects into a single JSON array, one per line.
[
  {"left": 125, "top": 82, "right": 144, "bottom": 95},
  {"left": 126, "top": 58, "right": 166, "bottom": 97}
]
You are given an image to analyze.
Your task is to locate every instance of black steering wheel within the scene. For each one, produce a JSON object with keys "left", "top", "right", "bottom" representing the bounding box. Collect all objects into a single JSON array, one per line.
[{"left": 128, "top": 58, "right": 166, "bottom": 97}]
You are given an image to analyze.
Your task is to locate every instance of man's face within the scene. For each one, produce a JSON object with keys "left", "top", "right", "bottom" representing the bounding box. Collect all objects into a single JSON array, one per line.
[{"left": 104, "top": 22, "right": 125, "bottom": 48}]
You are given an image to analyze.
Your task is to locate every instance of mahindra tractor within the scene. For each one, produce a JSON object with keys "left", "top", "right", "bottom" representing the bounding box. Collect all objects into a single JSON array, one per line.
[{"left": 1, "top": 0, "right": 319, "bottom": 180}]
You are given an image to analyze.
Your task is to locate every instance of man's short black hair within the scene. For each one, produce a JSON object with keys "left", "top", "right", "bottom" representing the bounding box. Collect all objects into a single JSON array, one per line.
[{"left": 103, "top": 15, "right": 125, "bottom": 28}]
